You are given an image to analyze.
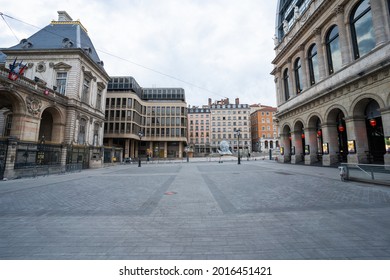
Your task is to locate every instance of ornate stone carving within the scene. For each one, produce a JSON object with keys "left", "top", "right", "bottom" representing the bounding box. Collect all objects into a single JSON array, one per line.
[
  {"left": 36, "top": 61, "right": 46, "bottom": 73},
  {"left": 26, "top": 96, "right": 42, "bottom": 115},
  {"left": 334, "top": 5, "right": 344, "bottom": 15}
]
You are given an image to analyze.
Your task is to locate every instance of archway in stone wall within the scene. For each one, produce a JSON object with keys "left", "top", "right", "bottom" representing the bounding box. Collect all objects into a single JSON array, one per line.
[
  {"left": 307, "top": 115, "right": 322, "bottom": 162},
  {"left": 353, "top": 98, "right": 385, "bottom": 163},
  {"left": 0, "top": 90, "right": 25, "bottom": 138},
  {"left": 326, "top": 107, "right": 348, "bottom": 163},
  {"left": 281, "top": 124, "right": 292, "bottom": 162},
  {"left": 38, "top": 107, "right": 64, "bottom": 143},
  {"left": 293, "top": 120, "right": 305, "bottom": 162}
]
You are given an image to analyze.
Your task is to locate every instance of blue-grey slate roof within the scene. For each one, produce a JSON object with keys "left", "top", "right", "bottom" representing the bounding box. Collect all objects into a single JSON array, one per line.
[{"left": 5, "top": 23, "right": 102, "bottom": 66}]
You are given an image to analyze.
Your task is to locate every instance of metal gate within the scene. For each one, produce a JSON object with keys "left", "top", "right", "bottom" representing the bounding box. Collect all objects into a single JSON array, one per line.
[{"left": 0, "top": 140, "right": 8, "bottom": 180}]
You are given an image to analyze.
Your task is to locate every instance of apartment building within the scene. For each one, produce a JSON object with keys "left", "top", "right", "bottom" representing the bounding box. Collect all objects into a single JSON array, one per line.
[
  {"left": 250, "top": 105, "right": 278, "bottom": 152},
  {"left": 187, "top": 107, "right": 211, "bottom": 155}
]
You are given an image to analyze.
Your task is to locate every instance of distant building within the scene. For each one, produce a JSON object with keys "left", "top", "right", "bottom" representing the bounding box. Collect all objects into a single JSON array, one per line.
[
  {"left": 104, "top": 77, "right": 188, "bottom": 159},
  {"left": 209, "top": 98, "right": 251, "bottom": 154},
  {"left": 250, "top": 105, "right": 278, "bottom": 152},
  {"left": 272, "top": 0, "right": 390, "bottom": 165},
  {"left": 187, "top": 107, "right": 211, "bottom": 155},
  {"left": 0, "top": 11, "right": 113, "bottom": 179}
]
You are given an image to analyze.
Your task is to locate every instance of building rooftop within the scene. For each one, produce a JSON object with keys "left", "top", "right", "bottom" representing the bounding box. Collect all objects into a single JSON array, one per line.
[{"left": 2, "top": 11, "right": 104, "bottom": 68}]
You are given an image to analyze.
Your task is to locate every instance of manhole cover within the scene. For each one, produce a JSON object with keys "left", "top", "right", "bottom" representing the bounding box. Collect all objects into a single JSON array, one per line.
[{"left": 164, "top": 191, "right": 177, "bottom": 195}]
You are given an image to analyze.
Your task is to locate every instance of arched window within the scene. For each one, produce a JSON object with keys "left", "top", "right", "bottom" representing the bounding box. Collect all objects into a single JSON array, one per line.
[
  {"left": 78, "top": 118, "right": 87, "bottom": 144},
  {"left": 350, "top": 0, "right": 375, "bottom": 59},
  {"left": 308, "top": 44, "right": 320, "bottom": 85},
  {"left": 294, "top": 58, "right": 303, "bottom": 94},
  {"left": 283, "top": 68, "right": 290, "bottom": 101},
  {"left": 326, "top": 25, "right": 342, "bottom": 74}
]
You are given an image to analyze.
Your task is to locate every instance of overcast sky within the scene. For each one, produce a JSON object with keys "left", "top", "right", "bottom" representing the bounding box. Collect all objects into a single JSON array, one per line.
[{"left": 1, "top": 0, "right": 278, "bottom": 107}]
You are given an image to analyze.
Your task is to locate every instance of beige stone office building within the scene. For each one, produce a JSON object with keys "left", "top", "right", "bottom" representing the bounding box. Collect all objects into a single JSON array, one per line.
[
  {"left": 272, "top": 0, "right": 390, "bottom": 166},
  {"left": 104, "top": 77, "right": 188, "bottom": 159}
]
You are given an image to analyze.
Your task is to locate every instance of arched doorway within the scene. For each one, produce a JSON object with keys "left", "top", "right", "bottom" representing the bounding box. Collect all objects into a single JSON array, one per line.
[
  {"left": 39, "top": 110, "right": 53, "bottom": 141},
  {"left": 336, "top": 111, "right": 348, "bottom": 163},
  {"left": 323, "top": 107, "right": 348, "bottom": 166},
  {"left": 365, "top": 100, "right": 385, "bottom": 163},
  {"left": 307, "top": 115, "right": 322, "bottom": 164},
  {"left": 280, "top": 124, "right": 292, "bottom": 163}
]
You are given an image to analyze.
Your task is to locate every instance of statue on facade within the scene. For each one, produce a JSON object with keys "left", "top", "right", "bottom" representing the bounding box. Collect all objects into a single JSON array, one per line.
[
  {"left": 294, "top": 5, "right": 300, "bottom": 21},
  {"left": 273, "top": 34, "right": 279, "bottom": 46},
  {"left": 283, "top": 20, "right": 289, "bottom": 34}
]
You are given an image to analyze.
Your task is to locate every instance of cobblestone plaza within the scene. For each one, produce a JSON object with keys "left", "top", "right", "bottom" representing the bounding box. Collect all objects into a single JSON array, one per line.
[{"left": 0, "top": 160, "right": 389, "bottom": 259}]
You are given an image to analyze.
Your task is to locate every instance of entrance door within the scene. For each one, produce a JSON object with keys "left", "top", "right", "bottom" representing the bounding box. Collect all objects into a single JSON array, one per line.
[{"left": 365, "top": 101, "right": 385, "bottom": 163}]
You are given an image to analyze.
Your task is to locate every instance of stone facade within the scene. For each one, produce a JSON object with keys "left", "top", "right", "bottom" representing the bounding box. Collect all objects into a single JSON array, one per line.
[
  {"left": 0, "top": 11, "right": 113, "bottom": 179},
  {"left": 272, "top": 0, "right": 390, "bottom": 166}
]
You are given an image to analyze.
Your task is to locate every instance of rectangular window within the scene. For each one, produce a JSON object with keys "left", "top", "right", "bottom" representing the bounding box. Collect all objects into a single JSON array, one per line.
[
  {"left": 96, "top": 89, "right": 102, "bottom": 110},
  {"left": 82, "top": 78, "right": 90, "bottom": 103},
  {"left": 56, "top": 72, "right": 67, "bottom": 95}
]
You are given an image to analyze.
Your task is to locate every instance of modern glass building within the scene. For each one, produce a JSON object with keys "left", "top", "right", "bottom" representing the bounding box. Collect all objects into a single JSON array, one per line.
[{"left": 104, "top": 77, "right": 188, "bottom": 159}]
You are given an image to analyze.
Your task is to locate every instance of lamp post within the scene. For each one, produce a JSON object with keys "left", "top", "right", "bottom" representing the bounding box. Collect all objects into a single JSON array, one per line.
[
  {"left": 236, "top": 129, "right": 241, "bottom": 165},
  {"left": 138, "top": 130, "right": 143, "bottom": 167}
]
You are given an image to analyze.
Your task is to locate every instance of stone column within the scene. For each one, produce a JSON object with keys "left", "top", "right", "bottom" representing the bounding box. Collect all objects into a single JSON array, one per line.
[
  {"left": 291, "top": 130, "right": 303, "bottom": 164},
  {"left": 288, "top": 58, "right": 296, "bottom": 98},
  {"left": 125, "top": 139, "right": 130, "bottom": 158},
  {"left": 345, "top": 117, "right": 369, "bottom": 164},
  {"left": 278, "top": 133, "right": 291, "bottom": 163},
  {"left": 179, "top": 142, "right": 183, "bottom": 159},
  {"left": 12, "top": 113, "right": 40, "bottom": 142},
  {"left": 335, "top": 5, "right": 351, "bottom": 66},
  {"left": 3, "top": 137, "right": 18, "bottom": 179},
  {"left": 274, "top": 68, "right": 282, "bottom": 106},
  {"left": 305, "top": 127, "right": 318, "bottom": 165},
  {"left": 164, "top": 142, "right": 168, "bottom": 158},
  {"left": 313, "top": 28, "right": 326, "bottom": 80},
  {"left": 299, "top": 44, "right": 309, "bottom": 90},
  {"left": 321, "top": 122, "right": 338, "bottom": 166},
  {"left": 370, "top": 0, "right": 390, "bottom": 46}
]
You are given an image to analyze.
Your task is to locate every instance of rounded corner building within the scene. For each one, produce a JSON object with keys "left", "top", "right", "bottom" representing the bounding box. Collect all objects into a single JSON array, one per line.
[{"left": 271, "top": 0, "right": 390, "bottom": 166}]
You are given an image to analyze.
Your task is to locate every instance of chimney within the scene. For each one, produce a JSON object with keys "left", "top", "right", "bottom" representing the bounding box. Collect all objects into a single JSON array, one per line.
[
  {"left": 58, "top": 11, "right": 73, "bottom": 21},
  {"left": 235, "top": 98, "right": 240, "bottom": 105},
  {"left": 208, "top": 98, "right": 212, "bottom": 106}
]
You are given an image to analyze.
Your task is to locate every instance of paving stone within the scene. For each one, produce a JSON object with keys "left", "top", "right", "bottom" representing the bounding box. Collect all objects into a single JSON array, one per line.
[{"left": 0, "top": 160, "right": 389, "bottom": 259}]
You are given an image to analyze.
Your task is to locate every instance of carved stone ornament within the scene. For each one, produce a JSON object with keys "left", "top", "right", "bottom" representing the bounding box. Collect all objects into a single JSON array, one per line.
[
  {"left": 26, "top": 96, "right": 42, "bottom": 115},
  {"left": 36, "top": 61, "right": 46, "bottom": 73}
]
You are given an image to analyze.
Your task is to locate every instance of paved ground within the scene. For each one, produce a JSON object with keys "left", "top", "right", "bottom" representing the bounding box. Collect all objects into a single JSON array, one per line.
[{"left": 0, "top": 160, "right": 390, "bottom": 259}]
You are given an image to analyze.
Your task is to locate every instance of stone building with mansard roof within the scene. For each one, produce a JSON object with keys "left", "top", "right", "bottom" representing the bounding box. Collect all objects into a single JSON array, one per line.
[
  {"left": 272, "top": 0, "right": 390, "bottom": 166},
  {"left": 0, "top": 11, "right": 115, "bottom": 179}
]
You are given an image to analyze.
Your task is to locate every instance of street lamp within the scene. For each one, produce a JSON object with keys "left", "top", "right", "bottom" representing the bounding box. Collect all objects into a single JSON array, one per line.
[
  {"left": 236, "top": 129, "right": 241, "bottom": 165},
  {"left": 138, "top": 130, "right": 143, "bottom": 167}
]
